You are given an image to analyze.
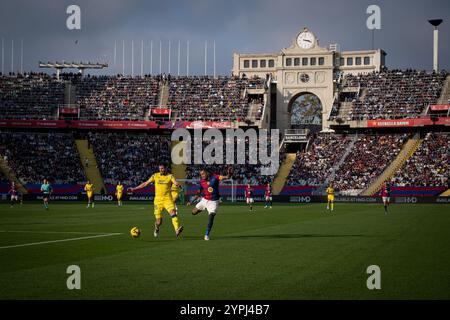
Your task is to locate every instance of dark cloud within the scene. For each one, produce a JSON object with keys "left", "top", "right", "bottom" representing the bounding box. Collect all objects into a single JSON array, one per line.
[{"left": 0, "top": 0, "right": 448, "bottom": 75}]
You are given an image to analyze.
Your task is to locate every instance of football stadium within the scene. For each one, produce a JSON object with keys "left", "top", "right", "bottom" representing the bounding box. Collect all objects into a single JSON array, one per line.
[{"left": 0, "top": 0, "right": 449, "bottom": 305}]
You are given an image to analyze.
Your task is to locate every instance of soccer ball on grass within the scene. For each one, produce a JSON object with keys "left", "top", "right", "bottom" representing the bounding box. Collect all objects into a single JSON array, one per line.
[{"left": 130, "top": 226, "right": 141, "bottom": 238}]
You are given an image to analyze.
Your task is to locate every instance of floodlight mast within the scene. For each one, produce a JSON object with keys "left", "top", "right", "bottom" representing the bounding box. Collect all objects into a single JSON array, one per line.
[
  {"left": 38, "top": 62, "right": 108, "bottom": 80},
  {"left": 428, "top": 19, "right": 443, "bottom": 72}
]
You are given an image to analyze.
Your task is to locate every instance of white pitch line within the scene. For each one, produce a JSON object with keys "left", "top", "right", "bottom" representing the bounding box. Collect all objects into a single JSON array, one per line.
[
  {"left": 0, "top": 230, "right": 118, "bottom": 235},
  {"left": 0, "top": 233, "right": 123, "bottom": 250}
]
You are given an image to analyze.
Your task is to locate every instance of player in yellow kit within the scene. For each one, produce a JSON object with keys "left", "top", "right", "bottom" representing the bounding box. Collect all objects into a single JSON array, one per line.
[
  {"left": 116, "top": 181, "right": 124, "bottom": 207},
  {"left": 171, "top": 183, "right": 180, "bottom": 213},
  {"left": 326, "top": 183, "right": 335, "bottom": 211},
  {"left": 129, "top": 164, "right": 183, "bottom": 238},
  {"left": 84, "top": 180, "right": 95, "bottom": 208}
]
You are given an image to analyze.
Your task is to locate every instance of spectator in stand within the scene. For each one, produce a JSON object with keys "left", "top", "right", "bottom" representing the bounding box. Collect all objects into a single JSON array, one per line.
[
  {"left": 0, "top": 131, "right": 85, "bottom": 184},
  {"left": 392, "top": 133, "right": 448, "bottom": 187},
  {"left": 331, "top": 70, "right": 447, "bottom": 121},
  {"left": 88, "top": 132, "right": 171, "bottom": 186},
  {"left": 332, "top": 134, "right": 409, "bottom": 193}
]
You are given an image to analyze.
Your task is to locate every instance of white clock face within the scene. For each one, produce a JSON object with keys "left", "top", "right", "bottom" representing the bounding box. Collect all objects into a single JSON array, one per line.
[{"left": 297, "top": 31, "right": 315, "bottom": 49}]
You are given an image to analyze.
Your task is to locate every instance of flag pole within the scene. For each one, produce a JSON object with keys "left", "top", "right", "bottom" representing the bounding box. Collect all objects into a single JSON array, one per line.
[
  {"left": 186, "top": 40, "right": 189, "bottom": 76},
  {"left": 150, "top": 40, "right": 153, "bottom": 75},
  {"left": 177, "top": 40, "right": 180, "bottom": 76},
  {"left": 141, "top": 40, "right": 144, "bottom": 77}
]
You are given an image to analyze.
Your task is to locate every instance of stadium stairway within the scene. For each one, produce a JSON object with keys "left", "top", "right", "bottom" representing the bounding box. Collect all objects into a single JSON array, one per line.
[
  {"left": 171, "top": 141, "right": 187, "bottom": 181},
  {"left": 323, "top": 134, "right": 358, "bottom": 187},
  {"left": 0, "top": 157, "right": 28, "bottom": 194},
  {"left": 75, "top": 140, "right": 106, "bottom": 194},
  {"left": 361, "top": 133, "right": 423, "bottom": 196},
  {"left": 437, "top": 74, "right": 450, "bottom": 104},
  {"left": 272, "top": 153, "right": 297, "bottom": 195},
  {"left": 159, "top": 83, "right": 170, "bottom": 108}
]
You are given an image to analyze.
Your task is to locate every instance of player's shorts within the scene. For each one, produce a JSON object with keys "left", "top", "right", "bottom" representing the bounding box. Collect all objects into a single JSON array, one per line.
[
  {"left": 116, "top": 192, "right": 122, "bottom": 200},
  {"left": 43, "top": 193, "right": 50, "bottom": 199},
  {"left": 87, "top": 191, "right": 93, "bottom": 199},
  {"left": 246, "top": 197, "right": 254, "bottom": 204},
  {"left": 195, "top": 198, "right": 219, "bottom": 215},
  {"left": 382, "top": 196, "right": 390, "bottom": 203},
  {"left": 265, "top": 196, "right": 272, "bottom": 201},
  {"left": 11, "top": 195, "right": 18, "bottom": 201},
  {"left": 154, "top": 196, "right": 175, "bottom": 219},
  {"left": 327, "top": 195, "right": 335, "bottom": 202}
]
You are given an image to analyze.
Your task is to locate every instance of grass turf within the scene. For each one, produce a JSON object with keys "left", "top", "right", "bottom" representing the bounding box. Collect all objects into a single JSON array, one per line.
[{"left": 0, "top": 202, "right": 449, "bottom": 299}]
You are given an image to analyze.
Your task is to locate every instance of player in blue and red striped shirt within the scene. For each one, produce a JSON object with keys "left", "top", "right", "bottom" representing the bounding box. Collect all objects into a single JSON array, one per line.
[
  {"left": 188, "top": 167, "right": 233, "bottom": 241},
  {"left": 8, "top": 182, "right": 18, "bottom": 208},
  {"left": 264, "top": 183, "right": 272, "bottom": 209}
]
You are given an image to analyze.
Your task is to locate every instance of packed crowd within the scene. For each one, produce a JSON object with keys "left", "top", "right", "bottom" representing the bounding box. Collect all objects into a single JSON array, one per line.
[
  {"left": 0, "top": 131, "right": 85, "bottom": 184},
  {"left": 332, "top": 134, "right": 409, "bottom": 192},
  {"left": 335, "top": 70, "right": 447, "bottom": 120},
  {"left": 286, "top": 133, "right": 351, "bottom": 186},
  {"left": 88, "top": 132, "right": 171, "bottom": 185},
  {"left": 74, "top": 75, "right": 160, "bottom": 121},
  {"left": 185, "top": 135, "right": 276, "bottom": 184},
  {"left": 168, "top": 76, "right": 265, "bottom": 122},
  {"left": 392, "top": 132, "right": 449, "bottom": 187},
  {"left": 0, "top": 73, "right": 267, "bottom": 124},
  {"left": 0, "top": 73, "right": 64, "bottom": 120}
]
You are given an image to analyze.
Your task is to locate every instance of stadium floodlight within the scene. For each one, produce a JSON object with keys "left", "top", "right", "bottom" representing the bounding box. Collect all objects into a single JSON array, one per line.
[
  {"left": 428, "top": 19, "right": 443, "bottom": 27},
  {"left": 428, "top": 19, "right": 443, "bottom": 72}
]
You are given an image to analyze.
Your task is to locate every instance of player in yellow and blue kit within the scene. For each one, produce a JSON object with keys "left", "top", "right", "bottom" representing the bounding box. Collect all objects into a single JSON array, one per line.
[
  {"left": 116, "top": 181, "right": 124, "bottom": 207},
  {"left": 326, "top": 183, "right": 335, "bottom": 211},
  {"left": 84, "top": 180, "right": 95, "bottom": 208},
  {"left": 129, "top": 164, "right": 183, "bottom": 238}
]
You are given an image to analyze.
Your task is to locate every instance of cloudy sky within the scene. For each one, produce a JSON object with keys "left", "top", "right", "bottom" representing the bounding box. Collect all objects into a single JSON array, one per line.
[{"left": 0, "top": 0, "right": 449, "bottom": 75}]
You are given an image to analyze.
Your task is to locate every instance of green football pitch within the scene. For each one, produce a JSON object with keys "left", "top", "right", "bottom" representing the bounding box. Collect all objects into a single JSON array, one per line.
[{"left": 0, "top": 202, "right": 449, "bottom": 299}]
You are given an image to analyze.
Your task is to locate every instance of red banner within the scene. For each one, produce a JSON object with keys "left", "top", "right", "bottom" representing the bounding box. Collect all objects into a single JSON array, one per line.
[
  {"left": 0, "top": 119, "right": 67, "bottom": 128},
  {"left": 71, "top": 120, "right": 158, "bottom": 129},
  {"left": 59, "top": 107, "right": 79, "bottom": 114},
  {"left": 0, "top": 119, "right": 235, "bottom": 129},
  {"left": 430, "top": 104, "right": 450, "bottom": 111},
  {"left": 161, "top": 121, "right": 233, "bottom": 129},
  {"left": 367, "top": 117, "right": 450, "bottom": 127},
  {"left": 151, "top": 108, "right": 171, "bottom": 115}
]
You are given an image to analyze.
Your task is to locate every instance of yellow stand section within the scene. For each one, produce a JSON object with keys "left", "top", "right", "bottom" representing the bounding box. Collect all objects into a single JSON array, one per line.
[
  {"left": 75, "top": 140, "right": 105, "bottom": 194},
  {"left": 272, "top": 153, "right": 297, "bottom": 195},
  {"left": 0, "top": 156, "right": 28, "bottom": 194},
  {"left": 362, "top": 133, "right": 422, "bottom": 196}
]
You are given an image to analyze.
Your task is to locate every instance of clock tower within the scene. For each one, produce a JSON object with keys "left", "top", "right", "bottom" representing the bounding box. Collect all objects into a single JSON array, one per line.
[{"left": 232, "top": 27, "right": 386, "bottom": 130}]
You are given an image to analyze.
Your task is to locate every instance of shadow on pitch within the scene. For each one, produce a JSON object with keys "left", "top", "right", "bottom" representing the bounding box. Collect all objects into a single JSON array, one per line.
[
  {"left": 138, "top": 233, "right": 368, "bottom": 242},
  {"left": 213, "top": 233, "right": 367, "bottom": 240}
]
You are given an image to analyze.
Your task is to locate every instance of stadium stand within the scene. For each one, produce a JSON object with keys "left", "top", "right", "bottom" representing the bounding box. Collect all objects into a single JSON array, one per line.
[
  {"left": 0, "top": 131, "right": 85, "bottom": 184},
  {"left": 185, "top": 136, "right": 275, "bottom": 184},
  {"left": 333, "top": 134, "right": 409, "bottom": 193},
  {"left": 332, "top": 70, "right": 448, "bottom": 121},
  {"left": 88, "top": 132, "right": 171, "bottom": 185},
  {"left": 287, "top": 133, "right": 352, "bottom": 186},
  {"left": 0, "top": 70, "right": 448, "bottom": 197},
  {"left": 0, "top": 73, "right": 64, "bottom": 120},
  {"left": 392, "top": 132, "right": 449, "bottom": 187},
  {"left": 74, "top": 75, "right": 160, "bottom": 121},
  {"left": 168, "top": 76, "right": 265, "bottom": 122}
]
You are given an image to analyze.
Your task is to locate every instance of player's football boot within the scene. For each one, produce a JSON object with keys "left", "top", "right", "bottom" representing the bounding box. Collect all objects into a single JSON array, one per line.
[
  {"left": 176, "top": 226, "right": 184, "bottom": 237},
  {"left": 154, "top": 226, "right": 160, "bottom": 237},
  {"left": 204, "top": 235, "right": 210, "bottom": 241}
]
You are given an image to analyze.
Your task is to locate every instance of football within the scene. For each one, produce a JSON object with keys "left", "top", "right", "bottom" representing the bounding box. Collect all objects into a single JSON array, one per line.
[{"left": 130, "top": 226, "right": 141, "bottom": 238}]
